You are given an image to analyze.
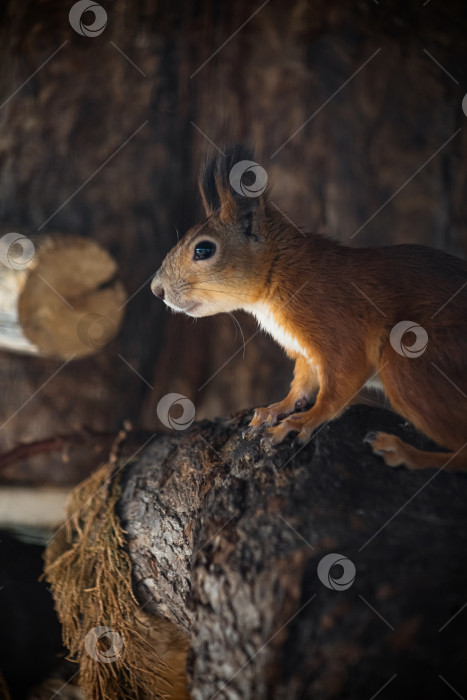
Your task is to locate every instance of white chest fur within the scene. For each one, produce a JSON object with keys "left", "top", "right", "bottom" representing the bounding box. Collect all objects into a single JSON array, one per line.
[
  {"left": 249, "top": 302, "right": 309, "bottom": 358},
  {"left": 365, "top": 374, "right": 385, "bottom": 392}
]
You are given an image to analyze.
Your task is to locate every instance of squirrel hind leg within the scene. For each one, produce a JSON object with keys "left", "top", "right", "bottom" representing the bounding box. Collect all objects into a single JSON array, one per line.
[{"left": 364, "top": 431, "right": 466, "bottom": 471}]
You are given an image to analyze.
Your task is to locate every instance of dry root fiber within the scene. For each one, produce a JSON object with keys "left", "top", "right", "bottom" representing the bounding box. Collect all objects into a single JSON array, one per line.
[{"left": 43, "top": 433, "right": 189, "bottom": 700}]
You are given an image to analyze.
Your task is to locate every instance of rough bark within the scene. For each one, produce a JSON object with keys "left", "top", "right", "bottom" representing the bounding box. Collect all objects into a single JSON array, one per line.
[{"left": 117, "top": 405, "right": 467, "bottom": 699}]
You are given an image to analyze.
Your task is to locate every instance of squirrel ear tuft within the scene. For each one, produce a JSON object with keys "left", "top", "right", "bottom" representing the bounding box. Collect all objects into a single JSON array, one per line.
[{"left": 198, "top": 144, "right": 267, "bottom": 222}]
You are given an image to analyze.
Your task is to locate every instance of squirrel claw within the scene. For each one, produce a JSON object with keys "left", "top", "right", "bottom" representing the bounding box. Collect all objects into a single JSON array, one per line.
[
  {"left": 243, "top": 426, "right": 261, "bottom": 442},
  {"left": 259, "top": 436, "right": 275, "bottom": 454},
  {"left": 363, "top": 431, "right": 378, "bottom": 445},
  {"left": 263, "top": 425, "right": 288, "bottom": 446}
]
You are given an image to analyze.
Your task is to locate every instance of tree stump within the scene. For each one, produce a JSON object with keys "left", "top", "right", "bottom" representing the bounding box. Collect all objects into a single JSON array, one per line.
[{"left": 109, "top": 404, "right": 467, "bottom": 699}]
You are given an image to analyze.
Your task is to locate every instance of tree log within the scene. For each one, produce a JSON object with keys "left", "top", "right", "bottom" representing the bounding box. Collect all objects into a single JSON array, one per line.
[
  {"left": 0, "top": 233, "right": 126, "bottom": 359},
  {"left": 0, "top": 485, "right": 69, "bottom": 528},
  {"left": 115, "top": 405, "right": 467, "bottom": 700}
]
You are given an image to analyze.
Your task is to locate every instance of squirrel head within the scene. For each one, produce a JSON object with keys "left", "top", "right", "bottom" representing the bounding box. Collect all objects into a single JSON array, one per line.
[{"left": 151, "top": 144, "right": 273, "bottom": 317}]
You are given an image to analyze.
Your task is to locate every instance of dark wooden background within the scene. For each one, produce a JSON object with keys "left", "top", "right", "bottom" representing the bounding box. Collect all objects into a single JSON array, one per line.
[{"left": 0, "top": 0, "right": 466, "bottom": 483}]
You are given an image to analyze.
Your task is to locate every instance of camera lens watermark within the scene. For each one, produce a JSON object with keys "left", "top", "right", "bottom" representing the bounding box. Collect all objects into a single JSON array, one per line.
[
  {"left": 157, "top": 393, "right": 195, "bottom": 430},
  {"left": 317, "top": 553, "right": 356, "bottom": 591},
  {"left": 229, "top": 160, "right": 268, "bottom": 198},
  {"left": 0, "top": 233, "right": 35, "bottom": 270},
  {"left": 77, "top": 313, "right": 115, "bottom": 349},
  {"left": 390, "top": 320, "right": 428, "bottom": 358},
  {"left": 69, "top": 1, "right": 108, "bottom": 37},
  {"left": 84, "top": 626, "right": 123, "bottom": 663}
]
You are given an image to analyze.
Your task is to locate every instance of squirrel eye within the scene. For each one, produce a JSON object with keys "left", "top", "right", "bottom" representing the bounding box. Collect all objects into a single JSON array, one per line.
[{"left": 194, "top": 240, "right": 216, "bottom": 260}]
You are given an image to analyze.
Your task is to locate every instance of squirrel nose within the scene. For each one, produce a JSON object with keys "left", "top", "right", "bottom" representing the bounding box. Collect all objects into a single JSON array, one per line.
[
  {"left": 152, "top": 284, "right": 165, "bottom": 300},
  {"left": 151, "top": 276, "right": 165, "bottom": 300}
]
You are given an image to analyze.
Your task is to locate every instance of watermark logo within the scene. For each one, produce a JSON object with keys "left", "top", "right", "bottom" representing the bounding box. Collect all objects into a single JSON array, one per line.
[
  {"left": 0, "top": 233, "right": 35, "bottom": 270},
  {"left": 84, "top": 626, "right": 123, "bottom": 663},
  {"left": 390, "top": 320, "right": 428, "bottom": 358},
  {"left": 317, "top": 553, "right": 356, "bottom": 591},
  {"left": 69, "top": 1, "right": 108, "bottom": 37},
  {"left": 462, "top": 94, "right": 467, "bottom": 118},
  {"left": 229, "top": 160, "right": 268, "bottom": 198},
  {"left": 157, "top": 393, "right": 195, "bottom": 430},
  {"left": 77, "top": 313, "right": 115, "bottom": 349}
]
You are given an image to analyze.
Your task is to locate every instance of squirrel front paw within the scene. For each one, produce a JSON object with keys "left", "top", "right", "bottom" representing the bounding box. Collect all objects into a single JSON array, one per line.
[
  {"left": 243, "top": 398, "right": 308, "bottom": 441},
  {"left": 263, "top": 411, "right": 317, "bottom": 446},
  {"left": 243, "top": 405, "right": 287, "bottom": 441},
  {"left": 264, "top": 414, "right": 303, "bottom": 445}
]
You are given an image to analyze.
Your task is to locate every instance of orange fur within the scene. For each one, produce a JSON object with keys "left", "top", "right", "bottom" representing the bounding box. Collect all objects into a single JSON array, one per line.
[{"left": 151, "top": 146, "right": 467, "bottom": 472}]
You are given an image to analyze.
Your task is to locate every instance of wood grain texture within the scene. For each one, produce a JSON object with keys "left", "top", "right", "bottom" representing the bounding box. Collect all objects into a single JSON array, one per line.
[{"left": 0, "top": 234, "right": 126, "bottom": 359}]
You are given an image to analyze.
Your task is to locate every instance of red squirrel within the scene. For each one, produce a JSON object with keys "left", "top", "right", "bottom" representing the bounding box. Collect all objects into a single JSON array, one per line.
[{"left": 151, "top": 145, "right": 467, "bottom": 471}]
